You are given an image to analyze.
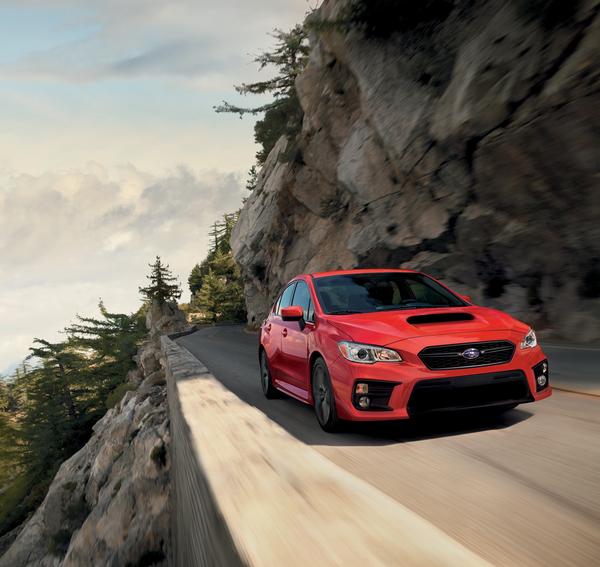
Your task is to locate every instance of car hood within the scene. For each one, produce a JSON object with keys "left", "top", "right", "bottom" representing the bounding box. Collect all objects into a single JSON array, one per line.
[{"left": 325, "top": 306, "right": 528, "bottom": 346}]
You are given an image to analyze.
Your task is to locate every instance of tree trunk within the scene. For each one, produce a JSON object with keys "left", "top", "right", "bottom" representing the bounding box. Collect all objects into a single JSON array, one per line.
[{"left": 57, "top": 362, "right": 77, "bottom": 420}]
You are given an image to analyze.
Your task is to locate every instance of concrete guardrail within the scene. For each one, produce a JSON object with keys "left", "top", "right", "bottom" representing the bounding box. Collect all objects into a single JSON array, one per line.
[{"left": 162, "top": 336, "right": 490, "bottom": 566}]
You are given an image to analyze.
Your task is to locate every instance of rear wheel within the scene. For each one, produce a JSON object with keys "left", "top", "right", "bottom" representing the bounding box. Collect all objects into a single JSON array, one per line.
[
  {"left": 311, "top": 357, "right": 341, "bottom": 432},
  {"left": 259, "top": 349, "right": 279, "bottom": 399}
]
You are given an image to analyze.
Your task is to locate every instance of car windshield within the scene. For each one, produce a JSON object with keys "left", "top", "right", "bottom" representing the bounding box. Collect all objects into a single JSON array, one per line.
[{"left": 313, "top": 273, "right": 466, "bottom": 314}]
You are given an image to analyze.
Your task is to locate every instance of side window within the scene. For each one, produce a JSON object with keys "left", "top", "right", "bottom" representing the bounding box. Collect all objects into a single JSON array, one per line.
[
  {"left": 291, "top": 280, "right": 312, "bottom": 320},
  {"left": 277, "top": 283, "right": 297, "bottom": 315}
]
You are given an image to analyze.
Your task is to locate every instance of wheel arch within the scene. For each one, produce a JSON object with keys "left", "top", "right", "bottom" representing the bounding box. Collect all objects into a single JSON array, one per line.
[
  {"left": 308, "top": 350, "right": 326, "bottom": 395},
  {"left": 309, "top": 350, "right": 325, "bottom": 371}
]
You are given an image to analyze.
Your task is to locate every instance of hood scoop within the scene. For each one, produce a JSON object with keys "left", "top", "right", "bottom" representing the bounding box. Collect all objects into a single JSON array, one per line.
[{"left": 407, "top": 312, "right": 475, "bottom": 325}]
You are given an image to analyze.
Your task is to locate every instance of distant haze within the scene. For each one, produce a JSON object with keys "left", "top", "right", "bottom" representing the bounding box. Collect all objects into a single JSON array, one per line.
[{"left": 0, "top": 0, "right": 312, "bottom": 373}]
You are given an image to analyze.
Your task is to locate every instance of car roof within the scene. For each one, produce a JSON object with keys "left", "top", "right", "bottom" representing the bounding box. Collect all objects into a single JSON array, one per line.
[{"left": 308, "top": 268, "right": 420, "bottom": 278}]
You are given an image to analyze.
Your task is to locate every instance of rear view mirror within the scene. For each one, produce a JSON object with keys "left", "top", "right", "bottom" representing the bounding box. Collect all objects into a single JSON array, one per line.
[{"left": 281, "top": 305, "right": 304, "bottom": 321}]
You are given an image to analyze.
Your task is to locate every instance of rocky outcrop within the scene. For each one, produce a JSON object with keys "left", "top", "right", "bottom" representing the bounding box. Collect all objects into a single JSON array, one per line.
[
  {"left": 232, "top": 0, "right": 600, "bottom": 341},
  {"left": 1, "top": 300, "right": 191, "bottom": 567},
  {"left": 146, "top": 300, "right": 189, "bottom": 339}
]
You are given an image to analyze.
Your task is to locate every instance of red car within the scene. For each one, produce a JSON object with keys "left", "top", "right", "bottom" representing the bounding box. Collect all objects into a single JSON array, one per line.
[{"left": 259, "top": 269, "right": 551, "bottom": 432}]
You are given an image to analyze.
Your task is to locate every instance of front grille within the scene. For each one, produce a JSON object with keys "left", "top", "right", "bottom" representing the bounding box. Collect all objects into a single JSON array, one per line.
[
  {"left": 408, "top": 370, "right": 532, "bottom": 415},
  {"left": 419, "top": 340, "right": 515, "bottom": 370}
]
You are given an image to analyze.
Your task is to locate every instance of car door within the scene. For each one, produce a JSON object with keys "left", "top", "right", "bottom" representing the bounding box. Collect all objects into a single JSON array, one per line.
[
  {"left": 268, "top": 282, "right": 296, "bottom": 381},
  {"left": 280, "top": 280, "right": 314, "bottom": 396}
]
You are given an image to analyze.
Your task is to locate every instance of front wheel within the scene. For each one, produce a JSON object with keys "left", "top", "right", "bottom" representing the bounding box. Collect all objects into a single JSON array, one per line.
[
  {"left": 259, "top": 349, "right": 279, "bottom": 399},
  {"left": 311, "top": 357, "right": 341, "bottom": 432}
]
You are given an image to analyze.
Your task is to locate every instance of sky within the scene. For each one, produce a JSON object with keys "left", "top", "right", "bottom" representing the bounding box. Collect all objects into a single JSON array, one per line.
[{"left": 0, "top": 0, "right": 313, "bottom": 374}]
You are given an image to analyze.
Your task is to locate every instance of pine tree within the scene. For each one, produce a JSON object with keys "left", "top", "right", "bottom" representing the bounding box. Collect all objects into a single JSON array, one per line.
[
  {"left": 139, "top": 256, "right": 182, "bottom": 303},
  {"left": 246, "top": 165, "right": 259, "bottom": 192},
  {"left": 28, "top": 338, "right": 81, "bottom": 420},
  {"left": 188, "top": 263, "right": 204, "bottom": 295},
  {"left": 0, "top": 301, "right": 146, "bottom": 536},
  {"left": 195, "top": 270, "right": 228, "bottom": 323},
  {"left": 214, "top": 23, "right": 311, "bottom": 163},
  {"left": 188, "top": 213, "right": 246, "bottom": 323},
  {"left": 65, "top": 301, "right": 146, "bottom": 397}
]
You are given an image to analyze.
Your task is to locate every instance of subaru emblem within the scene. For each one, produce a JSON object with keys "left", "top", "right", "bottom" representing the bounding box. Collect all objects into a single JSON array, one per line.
[{"left": 462, "top": 348, "right": 481, "bottom": 360}]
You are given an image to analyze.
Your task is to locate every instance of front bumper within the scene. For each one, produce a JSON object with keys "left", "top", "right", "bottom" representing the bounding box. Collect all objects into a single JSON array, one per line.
[{"left": 328, "top": 335, "right": 551, "bottom": 421}]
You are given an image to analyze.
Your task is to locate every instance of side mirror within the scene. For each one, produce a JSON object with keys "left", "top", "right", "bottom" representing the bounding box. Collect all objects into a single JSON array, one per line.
[
  {"left": 462, "top": 294, "right": 473, "bottom": 303},
  {"left": 281, "top": 305, "right": 304, "bottom": 322}
]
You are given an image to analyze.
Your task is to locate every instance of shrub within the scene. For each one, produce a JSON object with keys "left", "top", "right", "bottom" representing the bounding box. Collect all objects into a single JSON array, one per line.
[{"left": 338, "top": 0, "right": 454, "bottom": 38}]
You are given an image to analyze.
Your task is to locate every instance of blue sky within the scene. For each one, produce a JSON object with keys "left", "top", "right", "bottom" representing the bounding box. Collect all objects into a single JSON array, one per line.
[{"left": 0, "top": 0, "right": 312, "bottom": 373}]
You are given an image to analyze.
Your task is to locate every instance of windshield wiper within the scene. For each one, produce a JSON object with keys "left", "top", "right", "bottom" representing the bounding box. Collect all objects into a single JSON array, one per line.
[
  {"left": 376, "top": 304, "right": 453, "bottom": 311},
  {"left": 376, "top": 305, "right": 430, "bottom": 311},
  {"left": 327, "top": 310, "right": 363, "bottom": 315}
]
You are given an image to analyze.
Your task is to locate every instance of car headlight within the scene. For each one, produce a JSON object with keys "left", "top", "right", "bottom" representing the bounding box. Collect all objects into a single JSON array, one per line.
[
  {"left": 520, "top": 328, "right": 538, "bottom": 349},
  {"left": 338, "top": 341, "right": 402, "bottom": 363}
]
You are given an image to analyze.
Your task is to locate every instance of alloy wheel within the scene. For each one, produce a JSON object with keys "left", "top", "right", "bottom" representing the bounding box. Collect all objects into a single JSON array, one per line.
[{"left": 313, "top": 364, "right": 331, "bottom": 424}]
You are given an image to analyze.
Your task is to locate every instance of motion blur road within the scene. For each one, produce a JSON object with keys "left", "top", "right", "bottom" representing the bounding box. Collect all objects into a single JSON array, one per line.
[{"left": 177, "top": 326, "right": 600, "bottom": 567}]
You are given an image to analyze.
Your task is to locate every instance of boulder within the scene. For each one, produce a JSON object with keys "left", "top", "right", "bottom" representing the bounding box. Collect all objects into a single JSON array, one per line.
[{"left": 145, "top": 300, "right": 189, "bottom": 339}]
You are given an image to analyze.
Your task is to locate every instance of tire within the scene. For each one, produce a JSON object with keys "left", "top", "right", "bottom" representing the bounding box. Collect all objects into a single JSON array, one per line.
[
  {"left": 311, "top": 357, "right": 341, "bottom": 432},
  {"left": 259, "top": 349, "right": 279, "bottom": 399}
]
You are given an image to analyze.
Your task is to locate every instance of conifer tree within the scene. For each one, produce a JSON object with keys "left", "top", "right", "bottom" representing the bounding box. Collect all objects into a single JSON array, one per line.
[
  {"left": 66, "top": 301, "right": 145, "bottom": 395},
  {"left": 0, "top": 301, "right": 145, "bottom": 536},
  {"left": 188, "top": 213, "right": 247, "bottom": 323},
  {"left": 246, "top": 165, "right": 259, "bottom": 192},
  {"left": 188, "top": 263, "right": 203, "bottom": 295},
  {"left": 215, "top": 23, "right": 311, "bottom": 163},
  {"left": 194, "top": 270, "right": 227, "bottom": 323},
  {"left": 28, "top": 338, "right": 80, "bottom": 420},
  {"left": 139, "top": 256, "right": 182, "bottom": 303}
]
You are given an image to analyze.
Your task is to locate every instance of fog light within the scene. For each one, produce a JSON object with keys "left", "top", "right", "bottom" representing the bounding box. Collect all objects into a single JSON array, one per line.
[
  {"left": 355, "top": 383, "right": 369, "bottom": 394},
  {"left": 533, "top": 359, "right": 549, "bottom": 392},
  {"left": 358, "top": 396, "right": 370, "bottom": 409}
]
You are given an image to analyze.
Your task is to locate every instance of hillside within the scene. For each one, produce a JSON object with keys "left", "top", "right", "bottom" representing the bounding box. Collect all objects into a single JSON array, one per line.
[
  {"left": 231, "top": 0, "right": 600, "bottom": 342},
  {"left": 0, "top": 300, "right": 189, "bottom": 566}
]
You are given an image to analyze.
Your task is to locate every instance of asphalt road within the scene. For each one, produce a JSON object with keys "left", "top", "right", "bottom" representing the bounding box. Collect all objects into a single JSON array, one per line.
[
  {"left": 177, "top": 326, "right": 600, "bottom": 567},
  {"left": 543, "top": 344, "right": 600, "bottom": 395}
]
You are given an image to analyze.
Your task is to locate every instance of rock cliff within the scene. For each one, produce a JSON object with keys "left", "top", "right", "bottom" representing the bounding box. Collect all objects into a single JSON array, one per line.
[
  {"left": 0, "top": 300, "right": 190, "bottom": 567},
  {"left": 231, "top": 0, "right": 600, "bottom": 341}
]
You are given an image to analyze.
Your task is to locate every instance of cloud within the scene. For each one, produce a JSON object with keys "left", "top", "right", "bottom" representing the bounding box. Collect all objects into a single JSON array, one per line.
[
  {"left": 0, "top": 163, "right": 245, "bottom": 373},
  {"left": 0, "top": 0, "right": 316, "bottom": 373},
  {"left": 1, "top": 0, "right": 313, "bottom": 82}
]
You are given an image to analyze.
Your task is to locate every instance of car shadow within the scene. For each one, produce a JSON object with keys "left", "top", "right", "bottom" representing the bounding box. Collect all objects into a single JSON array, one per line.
[
  {"left": 332, "top": 408, "right": 534, "bottom": 446},
  {"left": 254, "top": 395, "right": 534, "bottom": 447}
]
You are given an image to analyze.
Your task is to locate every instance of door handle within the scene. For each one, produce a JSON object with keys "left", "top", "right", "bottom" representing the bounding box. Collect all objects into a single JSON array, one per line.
[
  {"left": 266, "top": 323, "right": 272, "bottom": 333},
  {"left": 282, "top": 328, "right": 288, "bottom": 337}
]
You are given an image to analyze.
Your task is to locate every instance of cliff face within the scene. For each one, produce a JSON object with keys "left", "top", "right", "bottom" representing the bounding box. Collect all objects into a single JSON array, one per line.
[
  {"left": 0, "top": 301, "right": 189, "bottom": 567},
  {"left": 232, "top": 0, "right": 600, "bottom": 341}
]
